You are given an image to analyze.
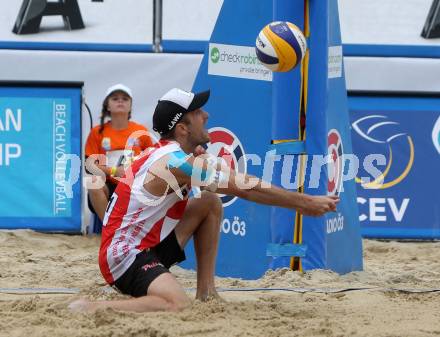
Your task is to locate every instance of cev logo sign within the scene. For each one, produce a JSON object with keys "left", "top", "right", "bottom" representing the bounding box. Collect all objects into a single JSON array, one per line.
[{"left": 352, "top": 115, "right": 414, "bottom": 189}]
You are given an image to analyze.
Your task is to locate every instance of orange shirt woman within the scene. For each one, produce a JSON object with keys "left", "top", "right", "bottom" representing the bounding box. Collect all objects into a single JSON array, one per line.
[{"left": 85, "top": 84, "right": 154, "bottom": 221}]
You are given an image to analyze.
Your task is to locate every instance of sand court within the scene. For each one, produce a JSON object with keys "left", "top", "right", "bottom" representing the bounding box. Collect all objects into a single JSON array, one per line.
[{"left": 1, "top": 230, "right": 440, "bottom": 336}]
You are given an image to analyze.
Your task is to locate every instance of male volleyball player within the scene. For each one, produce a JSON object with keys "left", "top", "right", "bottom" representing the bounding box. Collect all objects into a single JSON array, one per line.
[{"left": 69, "top": 88, "right": 339, "bottom": 313}]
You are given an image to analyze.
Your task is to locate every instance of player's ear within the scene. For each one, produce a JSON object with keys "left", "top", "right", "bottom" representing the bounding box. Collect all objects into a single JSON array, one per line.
[{"left": 175, "top": 122, "right": 189, "bottom": 136}]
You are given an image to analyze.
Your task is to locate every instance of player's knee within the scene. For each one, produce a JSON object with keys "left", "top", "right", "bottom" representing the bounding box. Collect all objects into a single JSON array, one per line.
[
  {"left": 201, "top": 191, "right": 223, "bottom": 215},
  {"left": 169, "top": 296, "right": 191, "bottom": 312}
]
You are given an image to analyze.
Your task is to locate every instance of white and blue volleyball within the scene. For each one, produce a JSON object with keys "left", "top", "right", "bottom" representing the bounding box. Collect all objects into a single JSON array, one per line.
[{"left": 255, "top": 21, "right": 307, "bottom": 72}]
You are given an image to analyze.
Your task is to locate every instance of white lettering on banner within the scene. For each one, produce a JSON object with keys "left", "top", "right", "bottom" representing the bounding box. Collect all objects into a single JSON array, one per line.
[
  {"left": 53, "top": 102, "right": 68, "bottom": 215},
  {"left": 0, "top": 143, "right": 21, "bottom": 166},
  {"left": 370, "top": 198, "right": 386, "bottom": 221},
  {"left": 208, "top": 43, "right": 273, "bottom": 82},
  {"left": 388, "top": 198, "right": 410, "bottom": 222},
  {"left": 0, "top": 108, "right": 22, "bottom": 166},
  {"left": 328, "top": 46, "right": 343, "bottom": 79},
  {"left": 221, "top": 216, "right": 246, "bottom": 237},
  {"left": 326, "top": 213, "right": 344, "bottom": 234},
  {"left": 0, "top": 108, "right": 21, "bottom": 131},
  {"left": 357, "top": 197, "right": 368, "bottom": 222},
  {"left": 357, "top": 197, "right": 410, "bottom": 222}
]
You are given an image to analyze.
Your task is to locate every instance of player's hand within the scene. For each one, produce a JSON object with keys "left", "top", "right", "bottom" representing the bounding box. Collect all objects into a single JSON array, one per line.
[{"left": 296, "top": 195, "right": 340, "bottom": 216}]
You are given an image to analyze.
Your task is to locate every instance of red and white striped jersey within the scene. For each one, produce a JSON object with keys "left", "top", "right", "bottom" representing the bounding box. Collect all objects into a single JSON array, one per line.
[{"left": 98, "top": 140, "right": 190, "bottom": 284}]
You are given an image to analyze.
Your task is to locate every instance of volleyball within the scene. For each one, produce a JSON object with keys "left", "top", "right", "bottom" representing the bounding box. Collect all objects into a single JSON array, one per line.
[{"left": 255, "top": 21, "right": 307, "bottom": 72}]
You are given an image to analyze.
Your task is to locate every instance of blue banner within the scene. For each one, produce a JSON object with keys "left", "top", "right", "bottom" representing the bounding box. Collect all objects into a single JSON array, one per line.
[
  {"left": 184, "top": 0, "right": 363, "bottom": 278},
  {"left": 349, "top": 95, "right": 440, "bottom": 239},
  {"left": 0, "top": 86, "right": 82, "bottom": 232}
]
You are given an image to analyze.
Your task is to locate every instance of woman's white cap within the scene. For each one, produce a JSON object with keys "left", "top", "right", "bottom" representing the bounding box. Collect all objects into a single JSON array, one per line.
[{"left": 105, "top": 83, "right": 133, "bottom": 99}]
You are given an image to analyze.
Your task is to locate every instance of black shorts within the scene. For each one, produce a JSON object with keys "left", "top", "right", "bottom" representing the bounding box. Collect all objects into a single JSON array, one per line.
[
  {"left": 113, "top": 230, "right": 186, "bottom": 297},
  {"left": 87, "top": 181, "right": 117, "bottom": 214}
]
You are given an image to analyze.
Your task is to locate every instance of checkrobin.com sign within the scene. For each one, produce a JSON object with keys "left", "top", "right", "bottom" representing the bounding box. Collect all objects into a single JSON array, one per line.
[{"left": 208, "top": 43, "right": 273, "bottom": 82}]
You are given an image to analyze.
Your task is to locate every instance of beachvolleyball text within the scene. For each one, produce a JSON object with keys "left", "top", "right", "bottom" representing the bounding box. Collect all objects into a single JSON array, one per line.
[{"left": 53, "top": 103, "right": 79, "bottom": 215}]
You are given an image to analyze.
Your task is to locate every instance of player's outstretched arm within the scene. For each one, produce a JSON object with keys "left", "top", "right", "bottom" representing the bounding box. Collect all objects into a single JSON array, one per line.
[
  {"left": 168, "top": 153, "right": 339, "bottom": 217},
  {"left": 216, "top": 171, "right": 339, "bottom": 217}
]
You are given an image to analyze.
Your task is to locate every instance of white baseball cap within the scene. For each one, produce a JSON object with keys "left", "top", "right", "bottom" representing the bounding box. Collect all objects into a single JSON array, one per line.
[
  {"left": 153, "top": 88, "right": 210, "bottom": 135},
  {"left": 105, "top": 83, "right": 133, "bottom": 99}
]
